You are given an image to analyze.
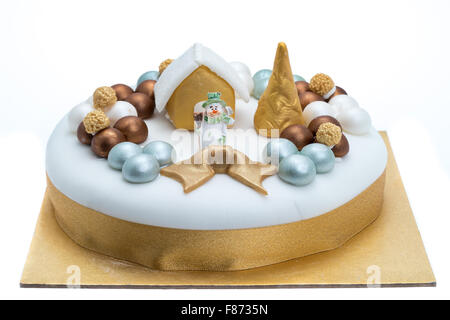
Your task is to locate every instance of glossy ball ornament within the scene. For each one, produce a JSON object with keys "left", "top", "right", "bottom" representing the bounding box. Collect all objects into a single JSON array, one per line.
[
  {"left": 111, "top": 84, "right": 134, "bottom": 101},
  {"left": 308, "top": 115, "right": 342, "bottom": 135},
  {"left": 303, "top": 101, "right": 337, "bottom": 126},
  {"left": 298, "top": 91, "right": 325, "bottom": 110},
  {"left": 263, "top": 138, "right": 298, "bottom": 165},
  {"left": 293, "top": 74, "right": 305, "bottom": 82},
  {"left": 136, "top": 80, "right": 156, "bottom": 99},
  {"left": 280, "top": 124, "right": 314, "bottom": 151},
  {"left": 137, "top": 71, "right": 159, "bottom": 87},
  {"left": 253, "top": 77, "right": 270, "bottom": 99},
  {"left": 114, "top": 116, "right": 148, "bottom": 144},
  {"left": 91, "top": 128, "right": 126, "bottom": 158},
  {"left": 106, "top": 101, "right": 138, "bottom": 126},
  {"left": 295, "top": 81, "right": 310, "bottom": 95},
  {"left": 329, "top": 95, "right": 359, "bottom": 114},
  {"left": 253, "top": 69, "right": 272, "bottom": 82},
  {"left": 327, "top": 86, "right": 347, "bottom": 101},
  {"left": 68, "top": 101, "right": 94, "bottom": 132},
  {"left": 278, "top": 154, "right": 316, "bottom": 186},
  {"left": 77, "top": 122, "right": 93, "bottom": 145},
  {"left": 332, "top": 134, "right": 350, "bottom": 157},
  {"left": 125, "top": 92, "right": 155, "bottom": 119},
  {"left": 143, "top": 141, "right": 176, "bottom": 167},
  {"left": 337, "top": 107, "right": 372, "bottom": 135},
  {"left": 108, "top": 142, "right": 143, "bottom": 170},
  {"left": 122, "top": 153, "right": 160, "bottom": 183},
  {"left": 300, "top": 143, "right": 335, "bottom": 173}
]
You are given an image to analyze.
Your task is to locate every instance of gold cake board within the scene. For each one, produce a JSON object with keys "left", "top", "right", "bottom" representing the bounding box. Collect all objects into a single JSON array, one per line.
[{"left": 20, "top": 132, "right": 435, "bottom": 288}]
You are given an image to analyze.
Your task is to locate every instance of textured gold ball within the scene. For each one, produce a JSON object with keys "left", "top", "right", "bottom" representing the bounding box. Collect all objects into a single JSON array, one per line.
[
  {"left": 308, "top": 116, "right": 342, "bottom": 135},
  {"left": 93, "top": 86, "right": 117, "bottom": 111},
  {"left": 91, "top": 128, "right": 126, "bottom": 158},
  {"left": 309, "top": 73, "right": 335, "bottom": 97},
  {"left": 295, "top": 81, "right": 310, "bottom": 95},
  {"left": 298, "top": 91, "right": 325, "bottom": 110},
  {"left": 77, "top": 122, "right": 93, "bottom": 145},
  {"left": 83, "top": 110, "right": 110, "bottom": 134},
  {"left": 315, "top": 122, "right": 342, "bottom": 147},
  {"left": 111, "top": 84, "right": 134, "bottom": 101},
  {"left": 159, "top": 59, "right": 173, "bottom": 74},
  {"left": 125, "top": 92, "right": 155, "bottom": 119},
  {"left": 114, "top": 116, "right": 148, "bottom": 144},
  {"left": 280, "top": 124, "right": 314, "bottom": 151},
  {"left": 136, "top": 80, "right": 156, "bottom": 100},
  {"left": 332, "top": 134, "right": 350, "bottom": 157}
]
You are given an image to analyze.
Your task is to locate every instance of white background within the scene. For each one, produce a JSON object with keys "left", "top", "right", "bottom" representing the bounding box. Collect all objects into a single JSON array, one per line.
[{"left": 0, "top": 0, "right": 449, "bottom": 300}]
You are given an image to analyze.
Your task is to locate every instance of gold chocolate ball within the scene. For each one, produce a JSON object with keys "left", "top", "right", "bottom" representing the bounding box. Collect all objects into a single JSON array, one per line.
[
  {"left": 308, "top": 115, "right": 342, "bottom": 135},
  {"left": 93, "top": 86, "right": 117, "bottom": 111},
  {"left": 295, "top": 81, "right": 310, "bottom": 95},
  {"left": 83, "top": 110, "right": 110, "bottom": 134},
  {"left": 136, "top": 80, "right": 156, "bottom": 100},
  {"left": 125, "top": 92, "right": 155, "bottom": 119},
  {"left": 114, "top": 116, "right": 148, "bottom": 144},
  {"left": 111, "top": 84, "right": 134, "bottom": 101},
  {"left": 159, "top": 58, "right": 173, "bottom": 74},
  {"left": 326, "top": 86, "right": 347, "bottom": 102},
  {"left": 280, "top": 124, "right": 314, "bottom": 151},
  {"left": 298, "top": 91, "right": 325, "bottom": 110},
  {"left": 77, "top": 122, "right": 93, "bottom": 145},
  {"left": 309, "top": 73, "right": 335, "bottom": 97},
  {"left": 332, "top": 134, "right": 350, "bottom": 157},
  {"left": 315, "top": 123, "right": 342, "bottom": 147},
  {"left": 91, "top": 128, "right": 126, "bottom": 158}
]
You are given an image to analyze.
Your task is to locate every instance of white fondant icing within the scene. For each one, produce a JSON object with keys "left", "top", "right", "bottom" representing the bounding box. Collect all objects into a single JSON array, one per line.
[
  {"left": 154, "top": 43, "right": 250, "bottom": 113},
  {"left": 47, "top": 97, "right": 387, "bottom": 231}
]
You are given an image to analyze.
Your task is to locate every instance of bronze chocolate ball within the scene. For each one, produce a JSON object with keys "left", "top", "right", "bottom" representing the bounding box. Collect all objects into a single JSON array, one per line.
[
  {"left": 308, "top": 115, "right": 342, "bottom": 135},
  {"left": 332, "top": 134, "right": 350, "bottom": 157},
  {"left": 125, "top": 92, "right": 155, "bottom": 119},
  {"left": 114, "top": 116, "right": 148, "bottom": 144},
  {"left": 327, "top": 86, "right": 347, "bottom": 102},
  {"left": 280, "top": 124, "right": 314, "bottom": 151},
  {"left": 111, "top": 84, "right": 134, "bottom": 101},
  {"left": 136, "top": 80, "right": 156, "bottom": 100},
  {"left": 91, "top": 128, "right": 126, "bottom": 158},
  {"left": 298, "top": 91, "right": 325, "bottom": 110},
  {"left": 77, "top": 122, "right": 93, "bottom": 145},
  {"left": 295, "top": 81, "right": 310, "bottom": 95}
]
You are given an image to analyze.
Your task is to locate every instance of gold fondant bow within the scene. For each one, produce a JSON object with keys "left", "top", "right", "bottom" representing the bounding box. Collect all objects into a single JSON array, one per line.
[{"left": 160, "top": 146, "right": 277, "bottom": 195}]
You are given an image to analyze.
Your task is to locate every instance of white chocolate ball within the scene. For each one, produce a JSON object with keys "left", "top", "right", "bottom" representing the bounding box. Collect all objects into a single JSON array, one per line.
[
  {"left": 106, "top": 101, "right": 138, "bottom": 126},
  {"left": 303, "top": 101, "right": 337, "bottom": 126},
  {"left": 329, "top": 95, "right": 359, "bottom": 115},
  {"left": 67, "top": 101, "right": 94, "bottom": 132},
  {"left": 337, "top": 107, "right": 372, "bottom": 135}
]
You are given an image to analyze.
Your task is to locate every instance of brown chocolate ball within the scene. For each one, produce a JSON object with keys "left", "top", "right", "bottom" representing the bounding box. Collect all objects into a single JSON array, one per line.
[
  {"left": 77, "top": 122, "right": 93, "bottom": 145},
  {"left": 280, "top": 124, "right": 314, "bottom": 151},
  {"left": 298, "top": 91, "right": 325, "bottom": 110},
  {"left": 295, "top": 81, "right": 310, "bottom": 95},
  {"left": 136, "top": 80, "right": 156, "bottom": 100},
  {"left": 91, "top": 128, "right": 126, "bottom": 158},
  {"left": 125, "top": 92, "right": 155, "bottom": 119},
  {"left": 332, "top": 134, "right": 350, "bottom": 157},
  {"left": 111, "top": 84, "right": 134, "bottom": 101},
  {"left": 308, "top": 116, "right": 342, "bottom": 135},
  {"left": 327, "top": 86, "right": 347, "bottom": 102},
  {"left": 114, "top": 116, "right": 148, "bottom": 144}
]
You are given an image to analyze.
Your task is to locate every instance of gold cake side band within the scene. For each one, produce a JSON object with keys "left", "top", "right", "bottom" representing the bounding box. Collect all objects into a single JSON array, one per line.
[{"left": 48, "top": 171, "right": 386, "bottom": 272}]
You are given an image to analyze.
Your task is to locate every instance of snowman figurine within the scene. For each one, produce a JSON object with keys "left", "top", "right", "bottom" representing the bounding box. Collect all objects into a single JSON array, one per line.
[{"left": 195, "top": 92, "right": 234, "bottom": 148}]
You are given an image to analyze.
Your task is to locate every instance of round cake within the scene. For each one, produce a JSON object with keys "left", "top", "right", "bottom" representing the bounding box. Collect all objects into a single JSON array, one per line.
[{"left": 45, "top": 43, "right": 387, "bottom": 271}]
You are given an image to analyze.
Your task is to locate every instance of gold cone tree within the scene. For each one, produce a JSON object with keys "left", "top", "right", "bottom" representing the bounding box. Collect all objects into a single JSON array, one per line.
[{"left": 254, "top": 42, "right": 305, "bottom": 137}]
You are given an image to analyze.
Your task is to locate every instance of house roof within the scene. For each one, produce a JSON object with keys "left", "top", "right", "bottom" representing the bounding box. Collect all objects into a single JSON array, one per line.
[{"left": 154, "top": 43, "right": 250, "bottom": 113}]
